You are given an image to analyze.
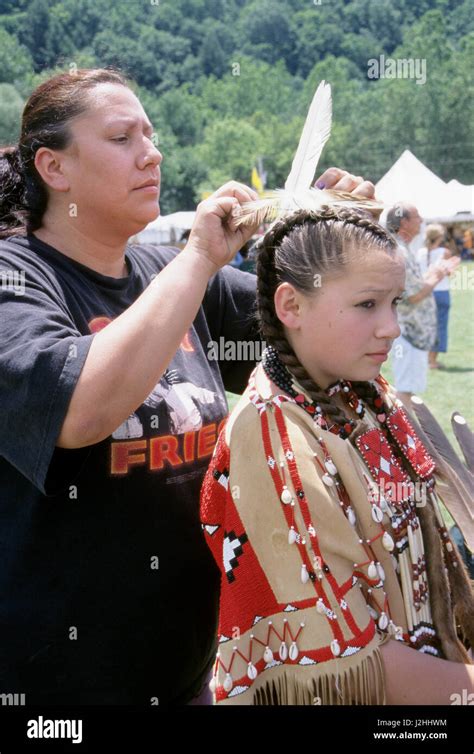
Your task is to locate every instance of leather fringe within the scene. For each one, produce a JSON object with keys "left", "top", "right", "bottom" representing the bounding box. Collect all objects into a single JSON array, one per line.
[{"left": 218, "top": 638, "right": 387, "bottom": 706}]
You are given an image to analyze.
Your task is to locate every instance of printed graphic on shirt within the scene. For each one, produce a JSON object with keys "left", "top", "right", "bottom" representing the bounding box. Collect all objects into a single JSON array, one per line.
[
  {"left": 88, "top": 315, "right": 227, "bottom": 476},
  {"left": 112, "top": 368, "right": 224, "bottom": 439},
  {"left": 109, "top": 420, "right": 227, "bottom": 476}
]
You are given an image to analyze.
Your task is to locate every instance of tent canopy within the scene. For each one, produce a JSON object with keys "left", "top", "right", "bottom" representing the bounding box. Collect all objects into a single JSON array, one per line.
[
  {"left": 136, "top": 211, "right": 196, "bottom": 245},
  {"left": 375, "top": 150, "right": 473, "bottom": 222}
]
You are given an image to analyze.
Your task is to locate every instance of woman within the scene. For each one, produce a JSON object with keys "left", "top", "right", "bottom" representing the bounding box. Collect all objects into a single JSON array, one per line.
[
  {"left": 0, "top": 67, "right": 374, "bottom": 705},
  {"left": 417, "top": 224, "right": 458, "bottom": 369},
  {"left": 200, "top": 207, "right": 474, "bottom": 705}
]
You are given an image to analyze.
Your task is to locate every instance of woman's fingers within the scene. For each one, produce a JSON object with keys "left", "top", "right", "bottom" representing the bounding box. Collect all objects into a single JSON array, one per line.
[
  {"left": 351, "top": 180, "right": 376, "bottom": 200},
  {"left": 314, "top": 168, "right": 376, "bottom": 198},
  {"left": 210, "top": 181, "right": 258, "bottom": 204},
  {"left": 332, "top": 173, "right": 363, "bottom": 192},
  {"left": 314, "top": 167, "right": 349, "bottom": 189}
]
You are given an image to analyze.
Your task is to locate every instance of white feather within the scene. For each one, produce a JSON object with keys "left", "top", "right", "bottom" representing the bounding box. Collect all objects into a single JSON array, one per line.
[{"left": 284, "top": 80, "right": 332, "bottom": 193}]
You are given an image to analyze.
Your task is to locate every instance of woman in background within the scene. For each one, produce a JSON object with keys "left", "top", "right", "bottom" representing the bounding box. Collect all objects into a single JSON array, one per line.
[{"left": 418, "top": 224, "right": 459, "bottom": 369}]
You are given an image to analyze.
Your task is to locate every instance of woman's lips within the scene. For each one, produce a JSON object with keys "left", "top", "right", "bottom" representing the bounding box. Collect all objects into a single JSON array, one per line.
[{"left": 135, "top": 185, "right": 159, "bottom": 193}]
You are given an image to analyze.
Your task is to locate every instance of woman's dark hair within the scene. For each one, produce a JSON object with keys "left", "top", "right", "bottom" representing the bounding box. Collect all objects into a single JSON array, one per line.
[
  {"left": 255, "top": 206, "right": 398, "bottom": 442},
  {"left": 0, "top": 68, "right": 131, "bottom": 239}
]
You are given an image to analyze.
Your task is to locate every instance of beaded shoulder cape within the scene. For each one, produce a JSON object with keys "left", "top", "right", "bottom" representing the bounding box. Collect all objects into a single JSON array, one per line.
[{"left": 200, "top": 359, "right": 473, "bottom": 705}]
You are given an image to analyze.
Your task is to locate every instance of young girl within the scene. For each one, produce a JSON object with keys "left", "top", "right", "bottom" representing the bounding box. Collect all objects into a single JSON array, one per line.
[{"left": 200, "top": 206, "right": 474, "bottom": 705}]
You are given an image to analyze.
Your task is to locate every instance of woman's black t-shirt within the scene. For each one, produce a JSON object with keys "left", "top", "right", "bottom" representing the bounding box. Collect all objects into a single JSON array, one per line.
[{"left": 0, "top": 233, "right": 258, "bottom": 704}]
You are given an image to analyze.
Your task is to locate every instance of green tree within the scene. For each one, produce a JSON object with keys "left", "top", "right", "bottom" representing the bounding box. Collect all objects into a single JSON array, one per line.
[
  {"left": 195, "top": 118, "right": 263, "bottom": 196},
  {"left": 0, "top": 28, "right": 33, "bottom": 84},
  {"left": 21, "top": 0, "right": 51, "bottom": 70},
  {"left": 293, "top": 11, "right": 344, "bottom": 78},
  {"left": 237, "top": 0, "right": 297, "bottom": 72},
  {"left": 0, "top": 83, "right": 24, "bottom": 145},
  {"left": 199, "top": 25, "right": 227, "bottom": 77}
]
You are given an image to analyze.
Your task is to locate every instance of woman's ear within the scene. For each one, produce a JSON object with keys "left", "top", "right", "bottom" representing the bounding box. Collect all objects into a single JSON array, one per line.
[
  {"left": 274, "top": 282, "right": 304, "bottom": 331},
  {"left": 34, "top": 147, "right": 70, "bottom": 192}
]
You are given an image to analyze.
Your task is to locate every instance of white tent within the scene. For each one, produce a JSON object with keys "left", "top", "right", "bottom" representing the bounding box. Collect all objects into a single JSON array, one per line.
[
  {"left": 376, "top": 150, "right": 474, "bottom": 222},
  {"left": 444, "top": 179, "right": 474, "bottom": 217},
  {"left": 136, "top": 211, "right": 196, "bottom": 245}
]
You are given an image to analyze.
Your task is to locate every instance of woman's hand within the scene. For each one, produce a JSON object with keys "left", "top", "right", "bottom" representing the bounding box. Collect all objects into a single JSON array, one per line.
[
  {"left": 434, "top": 255, "right": 461, "bottom": 278},
  {"left": 314, "top": 167, "right": 381, "bottom": 219},
  {"left": 185, "top": 181, "right": 260, "bottom": 273},
  {"left": 314, "top": 167, "right": 376, "bottom": 198}
]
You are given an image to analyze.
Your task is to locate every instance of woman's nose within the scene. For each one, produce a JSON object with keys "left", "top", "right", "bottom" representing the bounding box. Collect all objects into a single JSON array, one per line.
[{"left": 142, "top": 139, "right": 163, "bottom": 168}]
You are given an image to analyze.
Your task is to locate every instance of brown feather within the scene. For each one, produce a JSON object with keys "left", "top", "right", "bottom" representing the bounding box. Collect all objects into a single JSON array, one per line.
[
  {"left": 447, "top": 541, "right": 474, "bottom": 653},
  {"left": 396, "top": 397, "right": 474, "bottom": 552},
  {"left": 409, "top": 397, "right": 474, "bottom": 492},
  {"left": 231, "top": 188, "right": 384, "bottom": 229}
]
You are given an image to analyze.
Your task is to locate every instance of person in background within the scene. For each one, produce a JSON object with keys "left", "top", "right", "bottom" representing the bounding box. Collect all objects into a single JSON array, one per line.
[
  {"left": 237, "top": 238, "right": 257, "bottom": 274},
  {"left": 417, "top": 224, "right": 460, "bottom": 369},
  {"left": 385, "top": 204, "right": 457, "bottom": 407},
  {"left": 463, "top": 228, "right": 473, "bottom": 260}
]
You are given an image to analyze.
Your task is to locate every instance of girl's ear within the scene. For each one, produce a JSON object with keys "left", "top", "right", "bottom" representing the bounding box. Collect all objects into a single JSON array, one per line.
[{"left": 274, "top": 282, "right": 303, "bottom": 330}]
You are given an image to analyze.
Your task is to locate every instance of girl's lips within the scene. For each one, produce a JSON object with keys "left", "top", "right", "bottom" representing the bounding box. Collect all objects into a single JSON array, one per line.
[{"left": 366, "top": 353, "right": 389, "bottom": 363}]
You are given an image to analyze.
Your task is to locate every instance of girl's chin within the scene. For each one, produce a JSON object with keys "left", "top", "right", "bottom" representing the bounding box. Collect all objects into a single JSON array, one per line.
[{"left": 345, "top": 365, "right": 382, "bottom": 382}]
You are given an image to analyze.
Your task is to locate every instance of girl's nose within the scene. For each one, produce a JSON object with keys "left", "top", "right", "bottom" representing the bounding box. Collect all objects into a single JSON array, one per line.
[{"left": 376, "top": 310, "right": 401, "bottom": 341}]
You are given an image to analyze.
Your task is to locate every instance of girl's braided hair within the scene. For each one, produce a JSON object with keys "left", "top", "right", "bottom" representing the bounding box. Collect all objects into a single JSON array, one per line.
[
  {"left": 256, "top": 206, "right": 474, "bottom": 661},
  {"left": 255, "top": 206, "right": 398, "bottom": 442}
]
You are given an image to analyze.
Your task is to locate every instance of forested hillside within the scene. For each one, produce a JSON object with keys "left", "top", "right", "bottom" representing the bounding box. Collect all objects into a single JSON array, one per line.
[{"left": 1, "top": 0, "right": 472, "bottom": 212}]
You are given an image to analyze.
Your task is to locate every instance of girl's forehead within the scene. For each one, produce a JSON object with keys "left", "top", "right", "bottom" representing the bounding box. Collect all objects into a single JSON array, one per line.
[{"left": 335, "top": 249, "right": 406, "bottom": 290}]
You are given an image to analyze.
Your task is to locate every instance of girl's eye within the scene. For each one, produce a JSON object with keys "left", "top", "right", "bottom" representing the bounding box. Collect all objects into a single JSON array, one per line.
[{"left": 357, "top": 297, "right": 403, "bottom": 310}]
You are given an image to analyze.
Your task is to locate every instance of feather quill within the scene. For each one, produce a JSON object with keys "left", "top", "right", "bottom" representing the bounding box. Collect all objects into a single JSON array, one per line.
[
  {"left": 233, "top": 80, "right": 383, "bottom": 229},
  {"left": 451, "top": 412, "right": 474, "bottom": 473}
]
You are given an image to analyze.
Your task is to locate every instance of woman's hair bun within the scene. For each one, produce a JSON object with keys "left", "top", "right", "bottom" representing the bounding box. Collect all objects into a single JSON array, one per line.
[{"left": 0, "top": 144, "right": 27, "bottom": 238}]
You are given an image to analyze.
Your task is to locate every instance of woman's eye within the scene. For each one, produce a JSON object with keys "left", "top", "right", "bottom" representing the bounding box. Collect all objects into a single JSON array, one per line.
[
  {"left": 392, "top": 296, "right": 403, "bottom": 306},
  {"left": 112, "top": 136, "right": 129, "bottom": 143}
]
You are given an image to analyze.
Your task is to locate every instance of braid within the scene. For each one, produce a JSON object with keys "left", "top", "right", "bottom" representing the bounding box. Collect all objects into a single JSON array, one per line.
[
  {"left": 256, "top": 206, "right": 397, "bottom": 439},
  {"left": 257, "top": 206, "right": 474, "bottom": 659}
]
